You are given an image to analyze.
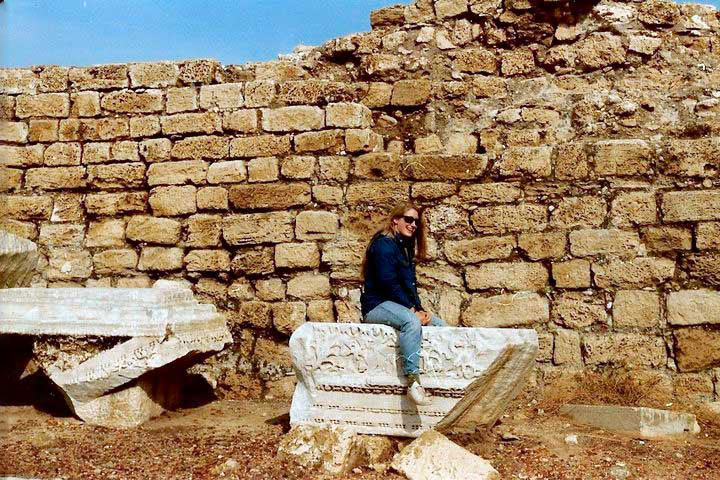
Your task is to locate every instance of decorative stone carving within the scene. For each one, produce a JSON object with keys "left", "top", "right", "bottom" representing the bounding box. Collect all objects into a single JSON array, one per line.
[
  {"left": 0, "top": 283, "right": 232, "bottom": 427},
  {"left": 0, "top": 230, "right": 39, "bottom": 288},
  {"left": 289, "top": 323, "right": 538, "bottom": 437}
]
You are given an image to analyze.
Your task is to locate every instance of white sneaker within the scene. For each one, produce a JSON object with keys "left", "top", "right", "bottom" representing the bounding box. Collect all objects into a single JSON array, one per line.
[{"left": 408, "top": 380, "right": 431, "bottom": 406}]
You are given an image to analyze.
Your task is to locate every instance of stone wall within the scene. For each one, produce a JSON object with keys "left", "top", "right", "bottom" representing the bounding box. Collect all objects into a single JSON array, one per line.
[{"left": 2, "top": 0, "right": 720, "bottom": 402}]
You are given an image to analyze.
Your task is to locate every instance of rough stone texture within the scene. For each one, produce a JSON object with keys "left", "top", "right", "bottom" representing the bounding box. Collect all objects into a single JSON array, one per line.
[
  {"left": 278, "top": 425, "right": 364, "bottom": 475},
  {"left": 391, "top": 430, "right": 499, "bottom": 480},
  {"left": 4, "top": 2, "right": 720, "bottom": 397},
  {"left": 667, "top": 290, "right": 720, "bottom": 326},
  {"left": 561, "top": 405, "right": 699, "bottom": 439},
  {"left": 462, "top": 293, "right": 549, "bottom": 327},
  {"left": 0, "top": 230, "right": 39, "bottom": 288},
  {"left": 289, "top": 323, "right": 537, "bottom": 437}
]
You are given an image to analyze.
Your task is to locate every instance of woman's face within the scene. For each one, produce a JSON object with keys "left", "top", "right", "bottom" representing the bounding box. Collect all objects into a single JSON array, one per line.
[{"left": 393, "top": 208, "right": 420, "bottom": 238}]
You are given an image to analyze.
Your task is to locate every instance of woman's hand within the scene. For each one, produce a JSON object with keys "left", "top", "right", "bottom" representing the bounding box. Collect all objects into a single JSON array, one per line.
[{"left": 415, "top": 310, "right": 431, "bottom": 326}]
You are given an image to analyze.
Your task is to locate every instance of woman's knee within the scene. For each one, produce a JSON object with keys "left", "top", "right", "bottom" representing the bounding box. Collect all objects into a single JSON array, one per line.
[{"left": 400, "top": 312, "right": 422, "bottom": 332}]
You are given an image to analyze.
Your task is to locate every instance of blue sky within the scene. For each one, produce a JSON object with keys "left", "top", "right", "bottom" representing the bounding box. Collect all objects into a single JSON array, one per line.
[{"left": 1, "top": 0, "right": 718, "bottom": 68}]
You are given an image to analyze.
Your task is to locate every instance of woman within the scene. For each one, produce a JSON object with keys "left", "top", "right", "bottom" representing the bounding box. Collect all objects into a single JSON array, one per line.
[{"left": 360, "top": 201, "right": 447, "bottom": 405}]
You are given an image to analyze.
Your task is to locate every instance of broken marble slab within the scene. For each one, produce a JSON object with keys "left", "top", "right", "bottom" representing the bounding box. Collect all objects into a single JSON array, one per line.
[
  {"left": 1, "top": 283, "right": 232, "bottom": 427},
  {"left": 289, "top": 323, "right": 538, "bottom": 437},
  {"left": 391, "top": 430, "right": 499, "bottom": 480},
  {"left": 560, "top": 404, "right": 701, "bottom": 439},
  {"left": 0, "top": 230, "right": 38, "bottom": 288}
]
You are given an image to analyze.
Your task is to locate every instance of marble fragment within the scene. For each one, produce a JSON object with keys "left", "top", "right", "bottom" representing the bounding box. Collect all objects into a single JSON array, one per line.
[
  {"left": 289, "top": 323, "right": 538, "bottom": 437},
  {"left": 0, "top": 230, "right": 39, "bottom": 288}
]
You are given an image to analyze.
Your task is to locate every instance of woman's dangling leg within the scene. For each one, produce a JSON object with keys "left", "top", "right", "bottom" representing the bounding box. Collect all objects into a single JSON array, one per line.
[{"left": 363, "top": 301, "right": 423, "bottom": 375}]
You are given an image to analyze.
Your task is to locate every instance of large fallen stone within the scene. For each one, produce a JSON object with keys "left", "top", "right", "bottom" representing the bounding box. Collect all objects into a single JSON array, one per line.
[
  {"left": 0, "top": 283, "right": 232, "bottom": 427},
  {"left": 0, "top": 230, "right": 39, "bottom": 288},
  {"left": 560, "top": 404, "right": 700, "bottom": 439},
  {"left": 391, "top": 430, "right": 499, "bottom": 480},
  {"left": 289, "top": 323, "right": 538, "bottom": 437}
]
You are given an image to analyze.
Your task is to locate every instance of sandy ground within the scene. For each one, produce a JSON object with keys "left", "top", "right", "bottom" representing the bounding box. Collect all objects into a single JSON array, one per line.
[{"left": 2, "top": 397, "right": 720, "bottom": 480}]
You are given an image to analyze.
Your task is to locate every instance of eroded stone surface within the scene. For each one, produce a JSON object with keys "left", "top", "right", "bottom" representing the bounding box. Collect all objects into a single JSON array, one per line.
[{"left": 289, "top": 323, "right": 537, "bottom": 437}]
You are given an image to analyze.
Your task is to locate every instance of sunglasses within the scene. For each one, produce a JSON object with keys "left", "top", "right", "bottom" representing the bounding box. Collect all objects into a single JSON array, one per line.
[{"left": 401, "top": 215, "right": 420, "bottom": 225}]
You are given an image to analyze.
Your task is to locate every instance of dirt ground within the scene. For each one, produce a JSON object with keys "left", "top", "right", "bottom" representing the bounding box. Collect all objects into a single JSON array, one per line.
[{"left": 2, "top": 396, "right": 719, "bottom": 480}]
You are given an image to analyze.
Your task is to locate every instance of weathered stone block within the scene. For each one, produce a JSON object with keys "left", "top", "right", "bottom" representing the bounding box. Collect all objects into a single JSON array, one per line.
[
  {"left": 550, "top": 197, "right": 606, "bottom": 229},
  {"left": 403, "top": 154, "right": 488, "bottom": 180},
  {"left": 518, "top": 232, "right": 566, "bottom": 260},
  {"left": 287, "top": 273, "right": 331, "bottom": 300},
  {"left": 458, "top": 183, "right": 522, "bottom": 204},
  {"left": 390, "top": 79, "right": 431, "bottom": 106},
  {"left": 255, "top": 278, "right": 286, "bottom": 301},
  {"left": 353, "top": 153, "right": 401, "bottom": 179},
  {"left": 160, "top": 112, "right": 221, "bottom": 135},
  {"left": 454, "top": 48, "right": 498, "bottom": 73},
  {"left": 273, "top": 302, "right": 307, "bottom": 336},
  {"left": 166, "top": 87, "right": 198, "bottom": 114},
  {"left": 552, "top": 259, "right": 591, "bottom": 289},
  {"left": 495, "top": 146, "right": 552, "bottom": 177},
  {"left": 592, "top": 257, "right": 675, "bottom": 288},
  {"left": 179, "top": 59, "right": 218, "bottom": 84},
  {"left": 186, "top": 214, "right": 222, "bottom": 247},
  {"left": 276, "top": 243, "right": 320, "bottom": 269},
  {"left": 139, "top": 138, "right": 172, "bottom": 163},
  {"left": 470, "top": 204, "right": 547, "bottom": 235},
  {"left": 614, "top": 290, "right": 661, "bottom": 329},
  {"left": 129, "top": 62, "right": 178, "bottom": 88},
  {"left": 85, "top": 192, "right": 147, "bottom": 216},
  {"left": 247, "top": 157, "right": 279, "bottom": 182},
  {"left": 39, "top": 223, "right": 85, "bottom": 247},
  {"left": 561, "top": 405, "right": 698, "bottom": 439},
  {"left": 583, "top": 333, "right": 665, "bottom": 367},
  {"left": 171, "top": 135, "right": 228, "bottom": 160},
  {"left": 93, "top": 249, "right": 138, "bottom": 275},
  {"left": 296, "top": 211, "right": 339, "bottom": 241},
  {"left": 501, "top": 47, "right": 535, "bottom": 76},
  {"left": 462, "top": 293, "right": 549, "bottom": 327},
  {"left": 185, "top": 249, "right": 231, "bottom": 272},
  {"left": 0, "top": 230, "right": 39, "bottom": 288},
  {"left": 86, "top": 219, "right": 125, "bottom": 247},
  {"left": 610, "top": 192, "right": 657, "bottom": 227},
  {"left": 262, "top": 106, "right": 324, "bottom": 132},
  {"left": 87, "top": 162, "right": 146, "bottom": 189},
  {"left": 199, "top": 83, "right": 244, "bottom": 110},
  {"left": 569, "top": 229, "right": 642, "bottom": 258},
  {"left": 554, "top": 329, "right": 582, "bottom": 366},
  {"left": 126, "top": 216, "right": 181, "bottom": 245},
  {"left": 223, "top": 212, "right": 294, "bottom": 245},
  {"left": 231, "top": 247, "right": 274, "bottom": 274},
  {"left": 26, "top": 166, "right": 86, "bottom": 190},
  {"left": 444, "top": 236, "right": 515, "bottom": 264},
  {"left": 593, "top": 140, "right": 651, "bottom": 176},
  {"left": 663, "top": 190, "right": 720, "bottom": 222},
  {"left": 16, "top": 93, "right": 70, "bottom": 118},
  {"left": 230, "top": 135, "right": 291, "bottom": 157},
  {"left": 149, "top": 186, "right": 197, "bottom": 216},
  {"left": 346, "top": 181, "right": 410, "bottom": 207},
  {"left": 197, "top": 186, "right": 229, "bottom": 210},
  {"left": 326, "top": 102, "right": 372, "bottom": 128},
  {"left": 147, "top": 160, "right": 207, "bottom": 186},
  {"left": 294, "top": 130, "right": 345, "bottom": 153},
  {"left": 137, "top": 247, "right": 184, "bottom": 271},
  {"left": 642, "top": 226, "right": 692, "bottom": 252},
  {"left": 674, "top": 328, "right": 720, "bottom": 372},
  {"left": 576, "top": 33, "right": 626, "bottom": 71},
  {"left": 47, "top": 249, "right": 93, "bottom": 280},
  {"left": 319, "top": 156, "right": 350, "bottom": 181},
  {"left": 466, "top": 262, "right": 547, "bottom": 291},
  {"left": 0, "top": 121, "right": 28, "bottom": 143},
  {"left": 281, "top": 156, "right": 316, "bottom": 179},
  {"left": 667, "top": 290, "right": 720, "bottom": 326},
  {"left": 129, "top": 116, "right": 161, "bottom": 138},
  {"left": 101, "top": 90, "right": 163, "bottom": 113},
  {"left": 362, "top": 82, "right": 393, "bottom": 107},
  {"left": 228, "top": 183, "right": 310, "bottom": 210},
  {"left": 1, "top": 145, "right": 43, "bottom": 167},
  {"left": 28, "top": 119, "right": 59, "bottom": 142},
  {"left": 552, "top": 293, "right": 607, "bottom": 329},
  {"left": 69, "top": 65, "right": 128, "bottom": 90}
]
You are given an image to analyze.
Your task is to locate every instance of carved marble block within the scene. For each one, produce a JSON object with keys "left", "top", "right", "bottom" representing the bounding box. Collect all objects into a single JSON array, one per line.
[
  {"left": 0, "top": 230, "right": 39, "bottom": 288},
  {"left": 289, "top": 323, "right": 538, "bottom": 437},
  {"left": 0, "top": 283, "right": 232, "bottom": 428}
]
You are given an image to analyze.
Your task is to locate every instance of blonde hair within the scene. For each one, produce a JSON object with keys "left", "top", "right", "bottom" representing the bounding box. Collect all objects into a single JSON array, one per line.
[{"left": 360, "top": 201, "right": 428, "bottom": 279}]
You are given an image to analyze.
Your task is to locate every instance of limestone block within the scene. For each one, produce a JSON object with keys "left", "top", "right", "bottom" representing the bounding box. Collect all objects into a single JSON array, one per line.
[
  {"left": 576, "top": 33, "right": 626, "bottom": 71},
  {"left": 610, "top": 192, "right": 657, "bottom": 227},
  {"left": 278, "top": 425, "right": 364, "bottom": 475},
  {"left": 68, "top": 65, "right": 128, "bottom": 90},
  {"left": 0, "top": 144, "right": 44, "bottom": 167},
  {"left": 197, "top": 186, "right": 229, "bottom": 210},
  {"left": 47, "top": 249, "right": 92, "bottom": 281},
  {"left": 0, "top": 230, "right": 39, "bottom": 288},
  {"left": 550, "top": 197, "right": 606, "bottom": 229},
  {"left": 674, "top": 328, "right": 720, "bottom": 372},
  {"left": 346, "top": 181, "right": 410, "bottom": 207},
  {"left": 101, "top": 90, "right": 163, "bottom": 113},
  {"left": 39, "top": 223, "right": 85, "bottom": 247},
  {"left": 496, "top": 146, "right": 552, "bottom": 177},
  {"left": 362, "top": 82, "right": 393, "bottom": 108},
  {"left": 642, "top": 226, "right": 691, "bottom": 252},
  {"left": 501, "top": 47, "right": 535, "bottom": 76},
  {"left": 462, "top": 293, "right": 548, "bottom": 327},
  {"left": 569, "top": 229, "right": 642, "bottom": 258},
  {"left": 230, "top": 135, "right": 291, "bottom": 158},
  {"left": 307, "top": 299, "right": 334, "bottom": 323},
  {"left": 186, "top": 214, "right": 222, "bottom": 247},
  {"left": 149, "top": 186, "right": 197, "bottom": 216},
  {"left": 561, "top": 405, "right": 698, "bottom": 439},
  {"left": 593, "top": 140, "right": 651, "bottom": 177},
  {"left": 26, "top": 166, "right": 87, "bottom": 190},
  {"left": 262, "top": 106, "right": 324, "bottom": 132},
  {"left": 276, "top": 242, "right": 320, "bottom": 269},
  {"left": 70, "top": 91, "right": 101, "bottom": 117},
  {"left": 664, "top": 190, "right": 720, "bottom": 222},
  {"left": 86, "top": 219, "right": 125, "bottom": 247},
  {"left": 171, "top": 135, "right": 228, "bottom": 160},
  {"left": 273, "top": 302, "right": 307, "bottom": 336},
  {"left": 459, "top": 183, "right": 522, "bottom": 204},
  {"left": 0, "top": 195, "right": 53, "bottom": 220},
  {"left": 637, "top": 0, "right": 679, "bottom": 25},
  {"left": 160, "top": 112, "right": 222, "bottom": 135},
  {"left": 92, "top": 249, "right": 138, "bottom": 275},
  {"left": 403, "top": 154, "right": 488, "bottom": 180},
  {"left": 228, "top": 183, "right": 310, "bottom": 210},
  {"left": 391, "top": 430, "right": 499, "bottom": 480},
  {"left": 126, "top": 216, "right": 182, "bottom": 245},
  {"left": 199, "top": 83, "right": 244, "bottom": 110},
  {"left": 137, "top": 247, "right": 184, "bottom": 271},
  {"left": 16, "top": 93, "right": 70, "bottom": 118},
  {"left": 28, "top": 119, "right": 59, "bottom": 142},
  {"left": 287, "top": 273, "right": 331, "bottom": 300},
  {"left": 354, "top": 152, "right": 402, "bottom": 179},
  {"left": 583, "top": 333, "right": 665, "bottom": 368},
  {"left": 470, "top": 204, "right": 547, "bottom": 235},
  {"left": 296, "top": 211, "right": 338, "bottom": 241},
  {"left": 112, "top": 140, "right": 140, "bottom": 162},
  {"left": 140, "top": 138, "right": 171, "bottom": 163},
  {"left": 255, "top": 279, "right": 286, "bottom": 301},
  {"left": 445, "top": 236, "right": 515, "bottom": 264},
  {"left": 290, "top": 323, "right": 536, "bottom": 437},
  {"left": 179, "top": 59, "right": 218, "bottom": 84},
  {"left": 147, "top": 160, "right": 207, "bottom": 186},
  {"left": 247, "top": 157, "right": 279, "bottom": 182},
  {"left": 184, "top": 249, "right": 231, "bottom": 272},
  {"left": 592, "top": 257, "right": 675, "bottom": 289},
  {"left": 223, "top": 212, "right": 294, "bottom": 245},
  {"left": 281, "top": 156, "right": 316, "bottom": 179},
  {"left": 326, "top": 102, "right": 372, "bottom": 128},
  {"left": 553, "top": 293, "right": 607, "bottom": 329},
  {"left": 129, "top": 116, "right": 160, "bottom": 138},
  {"left": 295, "top": 130, "right": 345, "bottom": 153},
  {"left": 0, "top": 68, "right": 38, "bottom": 94},
  {"left": 454, "top": 48, "right": 498, "bottom": 73},
  {"left": 207, "top": 160, "right": 247, "bottom": 184},
  {"left": 87, "top": 162, "right": 146, "bottom": 189},
  {"left": 667, "top": 290, "right": 720, "bottom": 326},
  {"left": 466, "top": 262, "right": 548, "bottom": 291},
  {"left": 129, "top": 62, "right": 179, "bottom": 88},
  {"left": 0, "top": 167, "right": 22, "bottom": 192},
  {"left": 518, "top": 232, "right": 566, "bottom": 260},
  {"left": 319, "top": 156, "right": 350, "bottom": 181},
  {"left": 412, "top": 182, "right": 457, "bottom": 201},
  {"left": 0, "top": 121, "right": 28, "bottom": 142},
  {"left": 552, "top": 260, "right": 591, "bottom": 289},
  {"left": 223, "top": 109, "right": 259, "bottom": 132},
  {"left": 166, "top": 87, "right": 198, "bottom": 113},
  {"left": 85, "top": 192, "right": 147, "bottom": 216}
]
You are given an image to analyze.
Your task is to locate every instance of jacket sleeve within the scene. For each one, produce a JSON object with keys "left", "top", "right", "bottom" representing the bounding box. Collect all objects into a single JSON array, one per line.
[{"left": 371, "top": 238, "right": 416, "bottom": 309}]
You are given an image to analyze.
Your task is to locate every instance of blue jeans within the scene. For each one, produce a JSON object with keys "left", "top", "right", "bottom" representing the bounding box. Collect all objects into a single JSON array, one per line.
[{"left": 363, "top": 301, "right": 447, "bottom": 375}]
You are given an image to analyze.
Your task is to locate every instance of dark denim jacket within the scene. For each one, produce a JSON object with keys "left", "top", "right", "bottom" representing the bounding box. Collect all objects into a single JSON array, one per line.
[{"left": 360, "top": 232, "right": 423, "bottom": 316}]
